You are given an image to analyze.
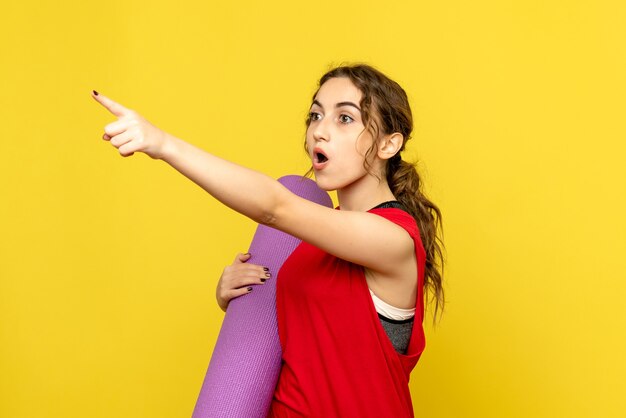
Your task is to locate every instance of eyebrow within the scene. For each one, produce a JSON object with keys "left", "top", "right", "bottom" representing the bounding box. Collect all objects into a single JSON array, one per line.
[{"left": 312, "top": 99, "right": 361, "bottom": 112}]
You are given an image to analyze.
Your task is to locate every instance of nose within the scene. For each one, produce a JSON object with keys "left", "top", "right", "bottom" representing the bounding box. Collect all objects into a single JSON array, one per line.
[{"left": 312, "top": 119, "right": 330, "bottom": 142}]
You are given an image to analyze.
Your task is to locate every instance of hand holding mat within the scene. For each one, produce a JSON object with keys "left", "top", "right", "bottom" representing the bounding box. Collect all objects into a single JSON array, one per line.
[{"left": 192, "top": 175, "right": 332, "bottom": 418}]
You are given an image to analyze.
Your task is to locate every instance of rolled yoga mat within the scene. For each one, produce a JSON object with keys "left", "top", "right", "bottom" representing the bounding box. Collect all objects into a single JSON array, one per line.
[{"left": 192, "top": 175, "right": 333, "bottom": 418}]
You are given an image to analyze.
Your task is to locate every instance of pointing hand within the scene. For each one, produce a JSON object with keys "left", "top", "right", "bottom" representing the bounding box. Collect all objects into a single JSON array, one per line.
[{"left": 92, "top": 90, "right": 169, "bottom": 159}]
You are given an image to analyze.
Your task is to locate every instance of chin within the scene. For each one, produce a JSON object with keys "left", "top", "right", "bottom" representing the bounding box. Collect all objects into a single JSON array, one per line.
[{"left": 313, "top": 176, "right": 337, "bottom": 192}]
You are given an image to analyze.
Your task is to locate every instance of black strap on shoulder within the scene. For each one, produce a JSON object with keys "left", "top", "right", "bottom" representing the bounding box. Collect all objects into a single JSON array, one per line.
[{"left": 370, "top": 200, "right": 406, "bottom": 211}]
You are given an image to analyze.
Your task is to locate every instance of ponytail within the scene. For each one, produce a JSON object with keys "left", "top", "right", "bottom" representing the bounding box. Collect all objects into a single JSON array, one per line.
[{"left": 387, "top": 155, "right": 445, "bottom": 323}]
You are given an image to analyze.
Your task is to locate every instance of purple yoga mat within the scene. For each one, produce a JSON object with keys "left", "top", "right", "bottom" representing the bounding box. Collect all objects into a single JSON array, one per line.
[{"left": 192, "top": 175, "right": 332, "bottom": 418}]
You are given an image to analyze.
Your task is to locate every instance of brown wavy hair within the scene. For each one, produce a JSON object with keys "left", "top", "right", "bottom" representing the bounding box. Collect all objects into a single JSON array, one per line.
[{"left": 305, "top": 64, "right": 445, "bottom": 322}]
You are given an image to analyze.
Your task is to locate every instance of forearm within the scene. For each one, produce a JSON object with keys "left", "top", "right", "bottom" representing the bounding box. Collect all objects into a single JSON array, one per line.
[{"left": 160, "top": 133, "right": 284, "bottom": 224}]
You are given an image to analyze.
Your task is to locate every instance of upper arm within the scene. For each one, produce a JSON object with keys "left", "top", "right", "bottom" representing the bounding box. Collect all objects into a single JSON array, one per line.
[{"left": 272, "top": 187, "right": 415, "bottom": 276}]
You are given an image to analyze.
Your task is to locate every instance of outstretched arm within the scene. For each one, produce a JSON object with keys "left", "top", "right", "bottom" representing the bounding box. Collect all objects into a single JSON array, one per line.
[
  {"left": 91, "top": 91, "right": 415, "bottom": 279},
  {"left": 92, "top": 91, "right": 289, "bottom": 226}
]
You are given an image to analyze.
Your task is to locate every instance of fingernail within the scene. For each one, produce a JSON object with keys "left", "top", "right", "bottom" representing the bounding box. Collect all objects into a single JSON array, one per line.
[
  {"left": 265, "top": 273, "right": 271, "bottom": 278},
  {"left": 263, "top": 267, "right": 269, "bottom": 271},
  {"left": 92, "top": 90, "right": 99, "bottom": 96},
  {"left": 261, "top": 278, "right": 267, "bottom": 283},
  {"left": 247, "top": 286, "right": 253, "bottom": 292}
]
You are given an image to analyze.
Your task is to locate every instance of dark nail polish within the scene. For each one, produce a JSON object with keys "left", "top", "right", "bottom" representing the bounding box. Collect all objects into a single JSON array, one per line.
[
  {"left": 247, "top": 286, "right": 253, "bottom": 292},
  {"left": 261, "top": 278, "right": 266, "bottom": 282},
  {"left": 93, "top": 90, "right": 99, "bottom": 96},
  {"left": 263, "top": 267, "right": 269, "bottom": 271}
]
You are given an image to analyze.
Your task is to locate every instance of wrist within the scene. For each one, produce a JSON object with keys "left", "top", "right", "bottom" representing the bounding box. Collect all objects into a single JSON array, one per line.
[{"left": 159, "top": 132, "right": 179, "bottom": 161}]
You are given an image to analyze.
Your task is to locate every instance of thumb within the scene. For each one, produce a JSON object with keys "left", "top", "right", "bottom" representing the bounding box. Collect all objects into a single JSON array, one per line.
[{"left": 233, "top": 252, "right": 252, "bottom": 264}]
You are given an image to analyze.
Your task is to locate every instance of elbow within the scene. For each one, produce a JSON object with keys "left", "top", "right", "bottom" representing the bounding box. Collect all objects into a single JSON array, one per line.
[
  {"left": 259, "top": 211, "right": 278, "bottom": 226},
  {"left": 254, "top": 180, "right": 288, "bottom": 227}
]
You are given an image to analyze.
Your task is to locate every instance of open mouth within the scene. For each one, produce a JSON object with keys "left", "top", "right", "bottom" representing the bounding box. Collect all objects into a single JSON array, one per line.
[
  {"left": 316, "top": 152, "right": 328, "bottom": 163},
  {"left": 313, "top": 147, "right": 329, "bottom": 165}
]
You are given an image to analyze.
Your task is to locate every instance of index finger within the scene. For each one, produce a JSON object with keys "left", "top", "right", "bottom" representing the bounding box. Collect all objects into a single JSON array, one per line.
[{"left": 91, "top": 90, "right": 131, "bottom": 117}]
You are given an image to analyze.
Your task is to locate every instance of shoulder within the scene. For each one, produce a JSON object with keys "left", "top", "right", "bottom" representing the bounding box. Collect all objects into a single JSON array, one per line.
[{"left": 368, "top": 202, "right": 419, "bottom": 239}]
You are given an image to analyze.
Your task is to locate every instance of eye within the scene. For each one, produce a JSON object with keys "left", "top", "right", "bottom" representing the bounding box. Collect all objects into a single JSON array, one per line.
[
  {"left": 339, "top": 114, "right": 354, "bottom": 124},
  {"left": 308, "top": 111, "right": 322, "bottom": 122}
]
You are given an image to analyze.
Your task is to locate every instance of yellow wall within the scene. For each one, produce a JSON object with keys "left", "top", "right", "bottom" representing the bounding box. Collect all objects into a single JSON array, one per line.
[{"left": 1, "top": 1, "right": 624, "bottom": 417}]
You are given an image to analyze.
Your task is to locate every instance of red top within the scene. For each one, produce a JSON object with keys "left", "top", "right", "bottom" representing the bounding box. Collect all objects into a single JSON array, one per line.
[{"left": 269, "top": 207, "right": 427, "bottom": 418}]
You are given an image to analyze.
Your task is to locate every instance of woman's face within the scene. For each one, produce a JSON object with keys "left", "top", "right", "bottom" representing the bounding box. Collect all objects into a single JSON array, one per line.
[{"left": 306, "top": 77, "right": 377, "bottom": 191}]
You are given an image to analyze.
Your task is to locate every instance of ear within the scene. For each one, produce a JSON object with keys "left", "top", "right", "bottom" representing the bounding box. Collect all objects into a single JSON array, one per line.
[{"left": 377, "top": 132, "right": 403, "bottom": 160}]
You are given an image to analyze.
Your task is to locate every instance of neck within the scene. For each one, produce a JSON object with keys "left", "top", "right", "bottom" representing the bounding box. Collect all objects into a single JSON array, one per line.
[{"left": 337, "top": 173, "right": 396, "bottom": 212}]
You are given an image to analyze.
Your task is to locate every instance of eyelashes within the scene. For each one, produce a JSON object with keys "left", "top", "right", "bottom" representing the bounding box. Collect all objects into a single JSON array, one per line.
[
  {"left": 307, "top": 112, "right": 355, "bottom": 125},
  {"left": 308, "top": 111, "right": 322, "bottom": 122},
  {"left": 339, "top": 114, "right": 354, "bottom": 124}
]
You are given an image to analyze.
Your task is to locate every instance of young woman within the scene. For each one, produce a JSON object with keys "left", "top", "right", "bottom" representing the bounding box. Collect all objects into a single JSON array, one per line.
[{"left": 93, "top": 64, "right": 444, "bottom": 417}]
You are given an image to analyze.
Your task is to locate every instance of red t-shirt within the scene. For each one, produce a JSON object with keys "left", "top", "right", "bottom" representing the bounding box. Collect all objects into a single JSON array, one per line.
[{"left": 269, "top": 207, "right": 427, "bottom": 418}]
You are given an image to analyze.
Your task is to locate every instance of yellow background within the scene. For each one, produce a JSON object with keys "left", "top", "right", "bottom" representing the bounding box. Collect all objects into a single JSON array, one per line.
[{"left": 1, "top": 1, "right": 625, "bottom": 417}]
